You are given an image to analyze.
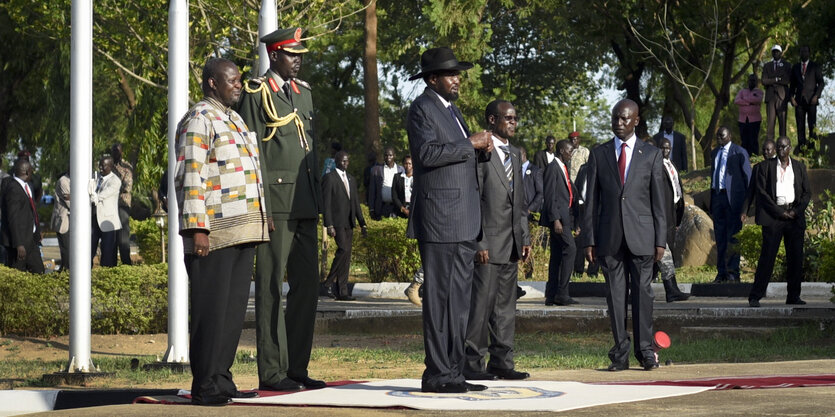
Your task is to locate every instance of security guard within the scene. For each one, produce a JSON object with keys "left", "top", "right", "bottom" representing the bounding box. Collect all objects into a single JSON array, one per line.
[{"left": 237, "top": 27, "right": 324, "bottom": 392}]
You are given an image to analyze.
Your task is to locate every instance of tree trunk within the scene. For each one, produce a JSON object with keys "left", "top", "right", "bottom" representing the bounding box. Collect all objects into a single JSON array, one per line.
[{"left": 362, "top": 0, "right": 381, "bottom": 161}]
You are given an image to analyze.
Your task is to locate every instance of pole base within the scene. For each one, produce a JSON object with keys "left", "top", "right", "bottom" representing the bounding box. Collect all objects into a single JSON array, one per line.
[
  {"left": 42, "top": 371, "right": 115, "bottom": 386},
  {"left": 142, "top": 361, "right": 191, "bottom": 373}
]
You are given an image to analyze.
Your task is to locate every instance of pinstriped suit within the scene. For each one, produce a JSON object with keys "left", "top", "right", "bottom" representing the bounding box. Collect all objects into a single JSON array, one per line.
[{"left": 406, "top": 87, "right": 486, "bottom": 389}]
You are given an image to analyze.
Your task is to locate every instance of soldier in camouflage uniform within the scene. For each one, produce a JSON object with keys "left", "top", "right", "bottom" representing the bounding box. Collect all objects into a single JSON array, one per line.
[{"left": 236, "top": 27, "right": 325, "bottom": 392}]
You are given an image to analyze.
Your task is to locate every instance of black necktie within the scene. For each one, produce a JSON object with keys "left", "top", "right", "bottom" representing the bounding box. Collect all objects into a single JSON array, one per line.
[{"left": 282, "top": 83, "right": 292, "bottom": 103}]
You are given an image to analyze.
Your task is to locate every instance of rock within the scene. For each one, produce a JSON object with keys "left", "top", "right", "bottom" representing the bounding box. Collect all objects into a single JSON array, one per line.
[{"left": 674, "top": 204, "right": 716, "bottom": 267}]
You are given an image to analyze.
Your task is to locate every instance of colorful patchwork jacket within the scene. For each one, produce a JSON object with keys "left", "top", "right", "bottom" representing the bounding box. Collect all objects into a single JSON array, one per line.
[{"left": 174, "top": 97, "right": 269, "bottom": 252}]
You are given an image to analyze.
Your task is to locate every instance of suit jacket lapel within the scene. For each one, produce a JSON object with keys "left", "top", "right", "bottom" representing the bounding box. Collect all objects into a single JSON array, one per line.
[
  {"left": 424, "top": 88, "right": 467, "bottom": 140},
  {"left": 489, "top": 146, "right": 511, "bottom": 193},
  {"left": 600, "top": 140, "right": 620, "bottom": 189}
]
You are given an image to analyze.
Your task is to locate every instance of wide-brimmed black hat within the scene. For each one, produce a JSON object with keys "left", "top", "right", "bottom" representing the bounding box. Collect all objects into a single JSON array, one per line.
[{"left": 408, "top": 47, "right": 473, "bottom": 81}]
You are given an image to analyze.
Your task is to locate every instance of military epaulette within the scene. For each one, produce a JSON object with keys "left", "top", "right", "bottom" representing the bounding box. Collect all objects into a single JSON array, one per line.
[
  {"left": 294, "top": 78, "right": 311, "bottom": 90},
  {"left": 246, "top": 77, "right": 266, "bottom": 86}
]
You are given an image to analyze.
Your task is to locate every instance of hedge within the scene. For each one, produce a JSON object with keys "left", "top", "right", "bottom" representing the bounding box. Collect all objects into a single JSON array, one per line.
[{"left": 0, "top": 264, "right": 169, "bottom": 337}]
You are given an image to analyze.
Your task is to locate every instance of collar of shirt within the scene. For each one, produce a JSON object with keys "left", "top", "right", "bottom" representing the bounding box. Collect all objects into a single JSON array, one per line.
[
  {"left": 555, "top": 157, "right": 568, "bottom": 175},
  {"left": 268, "top": 69, "right": 288, "bottom": 90},
  {"left": 614, "top": 134, "right": 637, "bottom": 155},
  {"left": 778, "top": 158, "right": 792, "bottom": 173},
  {"left": 204, "top": 96, "right": 233, "bottom": 116},
  {"left": 521, "top": 160, "right": 530, "bottom": 175},
  {"left": 721, "top": 141, "right": 732, "bottom": 153},
  {"left": 431, "top": 89, "right": 452, "bottom": 108},
  {"left": 336, "top": 167, "right": 347, "bottom": 176},
  {"left": 492, "top": 135, "right": 509, "bottom": 160},
  {"left": 13, "top": 175, "right": 29, "bottom": 194}
]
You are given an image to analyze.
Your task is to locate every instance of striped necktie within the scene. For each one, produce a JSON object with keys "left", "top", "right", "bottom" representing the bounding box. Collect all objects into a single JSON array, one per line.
[{"left": 500, "top": 145, "right": 513, "bottom": 191}]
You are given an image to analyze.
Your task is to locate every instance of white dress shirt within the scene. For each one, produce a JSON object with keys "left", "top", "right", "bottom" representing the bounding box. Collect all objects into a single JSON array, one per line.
[{"left": 775, "top": 160, "right": 795, "bottom": 205}]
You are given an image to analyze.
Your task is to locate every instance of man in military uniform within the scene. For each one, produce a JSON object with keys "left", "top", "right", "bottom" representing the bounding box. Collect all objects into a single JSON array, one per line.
[{"left": 236, "top": 27, "right": 325, "bottom": 392}]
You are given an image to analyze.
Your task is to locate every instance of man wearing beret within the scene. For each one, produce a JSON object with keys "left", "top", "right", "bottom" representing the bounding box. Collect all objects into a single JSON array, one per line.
[
  {"left": 237, "top": 27, "right": 325, "bottom": 392},
  {"left": 406, "top": 47, "right": 494, "bottom": 393}
]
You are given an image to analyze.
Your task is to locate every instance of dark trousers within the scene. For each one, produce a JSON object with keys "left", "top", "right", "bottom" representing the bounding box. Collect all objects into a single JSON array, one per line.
[
  {"left": 255, "top": 218, "right": 319, "bottom": 385},
  {"left": 57, "top": 231, "right": 70, "bottom": 271},
  {"left": 117, "top": 207, "right": 132, "bottom": 265},
  {"left": 711, "top": 191, "right": 742, "bottom": 279},
  {"left": 795, "top": 102, "right": 817, "bottom": 149},
  {"left": 738, "top": 121, "right": 761, "bottom": 156},
  {"left": 187, "top": 244, "right": 254, "bottom": 403},
  {"left": 91, "top": 217, "right": 118, "bottom": 267},
  {"left": 765, "top": 97, "right": 788, "bottom": 141},
  {"left": 419, "top": 240, "right": 476, "bottom": 389},
  {"left": 324, "top": 227, "right": 353, "bottom": 296},
  {"left": 749, "top": 219, "right": 805, "bottom": 302},
  {"left": 599, "top": 241, "right": 655, "bottom": 364},
  {"left": 573, "top": 210, "right": 598, "bottom": 275},
  {"left": 4, "top": 240, "right": 44, "bottom": 274},
  {"left": 545, "top": 225, "right": 576, "bottom": 302},
  {"left": 465, "top": 261, "right": 517, "bottom": 373}
]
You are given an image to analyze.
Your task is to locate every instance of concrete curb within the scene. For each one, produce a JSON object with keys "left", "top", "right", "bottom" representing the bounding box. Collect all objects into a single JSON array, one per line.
[{"left": 251, "top": 282, "right": 834, "bottom": 300}]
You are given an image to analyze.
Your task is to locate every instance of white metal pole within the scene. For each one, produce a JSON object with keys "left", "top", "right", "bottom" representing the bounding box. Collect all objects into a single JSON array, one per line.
[
  {"left": 258, "top": 0, "right": 277, "bottom": 75},
  {"left": 162, "top": 0, "right": 189, "bottom": 364},
  {"left": 67, "top": 0, "right": 94, "bottom": 373}
]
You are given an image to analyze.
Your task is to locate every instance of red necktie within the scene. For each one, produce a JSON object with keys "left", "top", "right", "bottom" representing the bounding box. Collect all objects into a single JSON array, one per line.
[
  {"left": 618, "top": 142, "right": 627, "bottom": 185},
  {"left": 25, "top": 183, "right": 39, "bottom": 229},
  {"left": 563, "top": 164, "right": 574, "bottom": 207}
]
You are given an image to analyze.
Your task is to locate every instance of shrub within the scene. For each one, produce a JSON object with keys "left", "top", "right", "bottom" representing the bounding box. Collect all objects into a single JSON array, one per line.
[
  {"left": 735, "top": 224, "right": 786, "bottom": 280},
  {"left": 353, "top": 208, "right": 420, "bottom": 283},
  {"left": 132, "top": 217, "right": 168, "bottom": 264},
  {"left": 0, "top": 264, "right": 169, "bottom": 337}
]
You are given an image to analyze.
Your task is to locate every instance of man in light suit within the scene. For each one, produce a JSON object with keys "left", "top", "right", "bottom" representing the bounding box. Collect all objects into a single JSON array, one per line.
[
  {"left": 540, "top": 139, "right": 578, "bottom": 306},
  {"left": 583, "top": 99, "right": 667, "bottom": 371},
  {"left": 51, "top": 168, "right": 71, "bottom": 271},
  {"left": 1, "top": 158, "right": 44, "bottom": 273},
  {"left": 406, "top": 47, "right": 493, "bottom": 393},
  {"left": 789, "top": 46, "right": 825, "bottom": 151},
  {"left": 464, "top": 100, "right": 530, "bottom": 381},
  {"left": 748, "top": 137, "right": 810, "bottom": 307},
  {"left": 762, "top": 44, "right": 791, "bottom": 141},
  {"left": 651, "top": 116, "right": 688, "bottom": 171},
  {"left": 89, "top": 154, "right": 122, "bottom": 267},
  {"left": 709, "top": 127, "right": 751, "bottom": 282},
  {"left": 321, "top": 151, "right": 367, "bottom": 301}
]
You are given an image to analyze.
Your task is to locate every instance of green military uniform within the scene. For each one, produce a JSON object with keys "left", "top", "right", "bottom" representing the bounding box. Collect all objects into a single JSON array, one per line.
[{"left": 236, "top": 28, "right": 322, "bottom": 386}]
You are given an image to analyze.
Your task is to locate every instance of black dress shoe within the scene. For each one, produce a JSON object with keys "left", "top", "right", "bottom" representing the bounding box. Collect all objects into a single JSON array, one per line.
[
  {"left": 607, "top": 361, "right": 629, "bottom": 371},
  {"left": 191, "top": 396, "right": 231, "bottom": 406},
  {"left": 464, "top": 382, "right": 488, "bottom": 391},
  {"left": 320, "top": 283, "right": 335, "bottom": 298},
  {"left": 544, "top": 299, "right": 555, "bottom": 306},
  {"left": 712, "top": 274, "right": 727, "bottom": 283},
  {"left": 516, "top": 286, "right": 527, "bottom": 299},
  {"left": 642, "top": 357, "right": 659, "bottom": 371},
  {"left": 786, "top": 298, "right": 807, "bottom": 305},
  {"left": 291, "top": 376, "right": 327, "bottom": 389},
  {"left": 229, "top": 390, "right": 259, "bottom": 399},
  {"left": 463, "top": 370, "right": 498, "bottom": 380},
  {"left": 554, "top": 297, "right": 579, "bottom": 306},
  {"left": 258, "top": 378, "right": 304, "bottom": 391},
  {"left": 748, "top": 298, "right": 760, "bottom": 307},
  {"left": 489, "top": 368, "right": 530, "bottom": 380},
  {"left": 422, "top": 382, "right": 468, "bottom": 393},
  {"left": 335, "top": 295, "right": 356, "bottom": 301}
]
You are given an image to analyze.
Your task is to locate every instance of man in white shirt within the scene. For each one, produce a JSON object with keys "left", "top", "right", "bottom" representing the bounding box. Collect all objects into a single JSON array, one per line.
[
  {"left": 368, "top": 147, "right": 404, "bottom": 220},
  {"left": 89, "top": 154, "right": 122, "bottom": 267},
  {"left": 748, "top": 136, "right": 810, "bottom": 307}
]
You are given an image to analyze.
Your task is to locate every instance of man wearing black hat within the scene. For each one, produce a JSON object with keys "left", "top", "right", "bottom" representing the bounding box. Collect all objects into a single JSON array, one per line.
[
  {"left": 237, "top": 27, "right": 325, "bottom": 392},
  {"left": 406, "top": 47, "right": 494, "bottom": 393}
]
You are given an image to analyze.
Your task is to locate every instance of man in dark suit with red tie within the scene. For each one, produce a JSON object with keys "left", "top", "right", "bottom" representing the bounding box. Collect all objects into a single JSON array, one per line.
[
  {"left": 406, "top": 47, "right": 493, "bottom": 393},
  {"left": 748, "top": 136, "right": 811, "bottom": 307},
  {"left": 583, "top": 99, "right": 667, "bottom": 371},
  {"left": 322, "top": 151, "right": 367, "bottom": 301},
  {"left": 540, "top": 139, "right": 578, "bottom": 306},
  {"left": 1, "top": 158, "right": 44, "bottom": 273},
  {"left": 789, "top": 46, "right": 825, "bottom": 151}
]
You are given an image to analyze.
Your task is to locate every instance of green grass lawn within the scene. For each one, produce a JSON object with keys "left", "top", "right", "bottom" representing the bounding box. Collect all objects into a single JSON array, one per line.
[{"left": 3, "top": 325, "right": 832, "bottom": 388}]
